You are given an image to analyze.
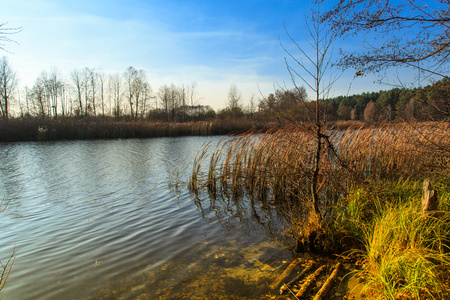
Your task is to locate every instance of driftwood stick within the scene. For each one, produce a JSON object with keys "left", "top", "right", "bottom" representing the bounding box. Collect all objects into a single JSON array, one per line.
[
  {"left": 312, "top": 262, "right": 342, "bottom": 300},
  {"left": 295, "top": 264, "right": 326, "bottom": 298},
  {"left": 280, "top": 261, "right": 314, "bottom": 294},
  {"left": 422, "top": 179, "right": 438, "bottom": 215},
  {"left": 270, "top": 258, "right": 301, "bottom": 289}
]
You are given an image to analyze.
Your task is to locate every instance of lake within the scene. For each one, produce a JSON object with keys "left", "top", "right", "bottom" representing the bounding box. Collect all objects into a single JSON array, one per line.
[{"left": 0, "top": 137, "right": 291, "bottom": 299}]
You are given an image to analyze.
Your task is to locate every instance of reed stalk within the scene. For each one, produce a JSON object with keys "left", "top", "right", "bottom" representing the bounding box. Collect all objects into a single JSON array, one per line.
[{"left": 189, "top": 123, "right": 450, "bottom": 250}]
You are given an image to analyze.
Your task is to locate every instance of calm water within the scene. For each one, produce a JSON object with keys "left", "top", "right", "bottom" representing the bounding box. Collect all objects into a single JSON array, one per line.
[{"left": 0, "top": 137, "right": 289, "bottom": 299}]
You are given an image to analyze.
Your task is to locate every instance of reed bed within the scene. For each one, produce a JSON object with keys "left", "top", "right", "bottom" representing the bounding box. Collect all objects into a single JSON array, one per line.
[
  {"left": 0, "top": 118, "right": 218, "bottom": 141},
  {"left": 336, "top": 122, "right": 450, "bottom": 180},
  {"left": 0, "top": 117, "right": 277, "bottom": 142},
  {"left": 191, "top": 123, "right": 450, "bottom": 197},
  {"left": 189, "top": 123, "right": 450, "bottom": 249},
  {"left": 188, "top": 122, "right": 450, "bottom": 298}
]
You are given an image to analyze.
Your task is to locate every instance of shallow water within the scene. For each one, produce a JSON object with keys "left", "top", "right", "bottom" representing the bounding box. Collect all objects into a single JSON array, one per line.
[{"left": 0, "top": 137, "right": 290, "bottom": 299}]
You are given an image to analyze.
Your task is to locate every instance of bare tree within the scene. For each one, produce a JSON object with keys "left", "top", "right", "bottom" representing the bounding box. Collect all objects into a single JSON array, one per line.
[
  {"left": 169, "top": 84, "right": 181, "bottom": 121},
  {"left": 17, "top": 89, "right": 24, "bottom": 117},
  {"left": 158, "top": 84, "right": 184, "bottom": 121},
  {"left": 23, "top": 86, "right": 31, "bottom": 116},
  {"left": 227, "top": 84, "right": 243, "bottom": 115},
  {"left": 90, "top": 69, "right": 97, "bottom": 116},
  {"left": 29, "top": 76, "right": 46, "bottom": 117},
  {"left": 282, "top": 5, "right": 341, "bottom": 250},
  {"left": 0, "top": 56, "right": 17, "bottom": 119},
  {"left": 133, "top": 70, "right": 147, "bottom": 119},
  {"left": 82, "top": 68, "right": 93, "bottom": 116},
  {"left": 317, "top": 0, "right": 450, "bottom": 79},
  {"left": 263, "top": 87, "right": 308, "bottom": 112},
  {"left": 98, "top": 72, "right": 106, "bottom": 116},
  {"left": 179, "top": 85, "right": 187, "bottom": 121},
  {"left": 124, "top": 66, "right": 136, "bottom": 118},
  {"left": 187, "top": 82, "right": 198, "bottom": 107},
  {"left": 140, "top": 82, "right": 152, "bottom": 117},
  {"left": 124, "top": 66, "right": 148, "bottom": 118},
  {"left": 364, "top": 100, "right": 378, "bottom": 123},
  {"left": 158, "top": 84, "right": 171, "bottom": 121},
  {"left": 42, "top": 68, "right": 64, "bottom": 118},
  {"left": 71, "top": 69, "right": 84, "bottom": 116},
  {"left": 109, "top": 73, "right": 122, "bottom": 118},
  {"left": 247, "top": 94, "right": 256, "bottom": 115}
]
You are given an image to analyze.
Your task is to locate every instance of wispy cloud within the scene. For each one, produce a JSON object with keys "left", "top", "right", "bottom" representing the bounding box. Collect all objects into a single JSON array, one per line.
[{"left": 1, "top": 0, "right": 393, "bottom": 109}]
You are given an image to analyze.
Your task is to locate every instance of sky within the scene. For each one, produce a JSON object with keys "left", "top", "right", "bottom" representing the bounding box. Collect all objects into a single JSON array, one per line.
[{"left": 1, "top": 0, "right": 400, "bottom": 110}]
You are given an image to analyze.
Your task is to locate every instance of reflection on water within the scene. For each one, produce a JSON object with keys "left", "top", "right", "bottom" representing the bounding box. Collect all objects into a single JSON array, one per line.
[{"left": 0, "top": 137, "right": 290, "bottom": 299}]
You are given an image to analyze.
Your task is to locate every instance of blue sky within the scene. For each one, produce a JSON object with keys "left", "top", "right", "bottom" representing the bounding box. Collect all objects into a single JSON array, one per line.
[{"left": 2, "top": 0, "right": 396, "bottom": 110}]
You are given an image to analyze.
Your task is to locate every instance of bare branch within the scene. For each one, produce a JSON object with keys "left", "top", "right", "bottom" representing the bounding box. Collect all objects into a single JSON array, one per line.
[
  {"left": 317, "top": 0, "right": 450, "bottom": 78},
  {"left": 0, "top": 23, "right": 22, "bottom": 53}
]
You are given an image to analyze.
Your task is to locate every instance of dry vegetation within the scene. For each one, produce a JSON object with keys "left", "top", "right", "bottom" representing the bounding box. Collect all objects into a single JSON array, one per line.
[
  {"left": 0, "top": 117, "right": 276, "bottom": 142},
  {"left": 189, "top": 122, "right": 450, "bottom": 299}
]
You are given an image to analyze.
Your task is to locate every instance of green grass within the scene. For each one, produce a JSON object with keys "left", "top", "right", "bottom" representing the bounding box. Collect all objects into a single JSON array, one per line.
[{"left": 330, "top": 178, "right": 450, "bottom": 299}]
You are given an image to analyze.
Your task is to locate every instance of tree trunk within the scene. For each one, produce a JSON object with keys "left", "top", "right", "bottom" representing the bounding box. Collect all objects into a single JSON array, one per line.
[
  {"left": 422, "top": 179, "right": 438, "bottom": 215},
  {"left": 313, "top": 262, "right": 341, "bottom": 300},
  {"left": 270, "top": 258, "right": 302, "bottom": 289},
  {"left": 295, "top": 265, "right": 326, "bottom": 298}
]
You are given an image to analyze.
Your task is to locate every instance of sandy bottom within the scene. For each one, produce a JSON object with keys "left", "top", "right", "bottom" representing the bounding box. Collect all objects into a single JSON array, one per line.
[{"left": 92, "top": 238, "right": 368, "bottom": 300}]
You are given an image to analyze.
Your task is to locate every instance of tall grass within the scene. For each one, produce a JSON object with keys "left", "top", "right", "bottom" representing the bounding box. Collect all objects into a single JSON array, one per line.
[
  {"left": 336, "top": 122, "right": 450, "bottom": 179},
  {"left": 0, "top": 116, "right": 276, "bottom": 142},
  {"left": 189, "top": 122, "right": 450, "bottom": 253},
  {"left": 191, "top": 123, "right": 450, "bottom": 196},
  {"left": 188, "top": 121, "right": 450, "bottom": 298},
  {"left": 355, "top": 194, "right": 450, "bottom": 299}
]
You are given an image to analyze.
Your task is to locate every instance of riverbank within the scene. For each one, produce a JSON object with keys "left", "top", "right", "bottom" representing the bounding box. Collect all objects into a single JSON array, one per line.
[
  {"left": 266, "top": 177, "right": 450, "bottom": 299},
  {"left": 188, "top": 122, "right": 450, "bottom": 299}
]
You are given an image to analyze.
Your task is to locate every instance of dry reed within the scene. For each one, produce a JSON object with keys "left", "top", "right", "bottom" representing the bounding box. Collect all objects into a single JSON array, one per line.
[{"left": 189, "top": 122, "right": 450, "bottom": 251}]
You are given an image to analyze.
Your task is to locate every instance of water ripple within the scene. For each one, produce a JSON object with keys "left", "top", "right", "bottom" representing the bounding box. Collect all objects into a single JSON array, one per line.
[{"left": 0, "top": 137, "right": 274, "bottom": 299}]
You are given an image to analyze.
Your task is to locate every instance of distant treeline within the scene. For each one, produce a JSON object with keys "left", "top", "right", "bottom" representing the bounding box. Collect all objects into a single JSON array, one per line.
[
  {"left": 254, "top": 78, "right": 450, "bottom": 123},
  {"left": 1, "top": 78, "right": 449, "bottom": 141},
  {"left": 1, "top": 52, "right": 449, "bottom": 141},
  {"left": 2, "top": 54, "right": 449, "bottom": 124},
  {"left": 324, "top": 78, "right": 450, "bottom": 122}
]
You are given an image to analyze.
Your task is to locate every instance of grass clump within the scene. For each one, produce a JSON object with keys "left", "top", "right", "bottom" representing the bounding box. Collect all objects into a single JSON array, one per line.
[
  {"left": 324, "top": 177, "right": 450, "bottom": 299},
  {"left": 358, "top": 202, "right": 450, "bottom": 298},
  {"left": 327, "top": 178, "right": 450, "bottom": 299}
]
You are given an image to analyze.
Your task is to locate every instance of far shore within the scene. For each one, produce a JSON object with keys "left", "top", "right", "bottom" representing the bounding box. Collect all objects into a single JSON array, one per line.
[{"left": 0, "top": 116, "right": 376, "bottom": 142}]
